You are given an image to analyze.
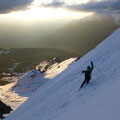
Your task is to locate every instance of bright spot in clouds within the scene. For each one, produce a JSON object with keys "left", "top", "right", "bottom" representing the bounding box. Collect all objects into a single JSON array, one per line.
[
  {"left": 33, "top": 0, "right": 90, "bottom": 6},
  {"left": 0, "top": 0, "right": 94, "bottom": 23}
]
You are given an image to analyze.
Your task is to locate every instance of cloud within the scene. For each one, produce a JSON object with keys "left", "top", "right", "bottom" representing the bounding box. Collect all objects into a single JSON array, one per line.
[
  {"left": 42, "top": 1, "right": 64, "bottom": 8},
  {"left": 41, "top": 0, "right": 120, "bottom": 13},
  {"left": 67, "top": 0, "right": 120, "bottom": 12},
  {"left": 0, "top": 0, "right": 33, "bottom": 13},
  {"left": 1, "top": 0, "right": 120, "bottom": 17},
  {"left": 40, "top": 0, "right": 120, "bottom": 23}
]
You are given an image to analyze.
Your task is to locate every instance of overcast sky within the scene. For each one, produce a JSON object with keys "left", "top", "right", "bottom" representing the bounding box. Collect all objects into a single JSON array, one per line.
[
  {"left": 0, "top": 0, "right": 120, "bottom": 14},
  {"left": 41, "top": 0, "right": 120, "bottom": 12}
]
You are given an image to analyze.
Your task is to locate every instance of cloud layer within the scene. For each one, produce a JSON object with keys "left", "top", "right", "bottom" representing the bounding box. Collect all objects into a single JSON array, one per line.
[
  {"left": 68, "top": 1, "right": 120, "bottom": 12},
  {"left": 0, "top": 0, "right": 33, "bottom": 13},
  {"left": 41, "top": 0, "right": 120, "bottom": 13},
  {"left": 42, "top": 1, "right": 64, "bottom": 8},
  {"left": 0, "top": 0, "right": 120, "bottom": 14}
]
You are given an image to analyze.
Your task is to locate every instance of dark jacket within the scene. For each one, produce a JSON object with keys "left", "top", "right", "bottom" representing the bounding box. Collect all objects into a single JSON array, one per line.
[{"left": 82, "top": 62, "right": 94, "bottom": 80}]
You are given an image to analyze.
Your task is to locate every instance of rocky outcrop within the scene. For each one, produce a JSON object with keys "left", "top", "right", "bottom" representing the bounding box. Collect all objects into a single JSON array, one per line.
[
  {"left": 36, "top": 57, "right": 61, "bottom": 73},
  {"left": 0, "top": 100, "right": 13, "bottom": 119}
]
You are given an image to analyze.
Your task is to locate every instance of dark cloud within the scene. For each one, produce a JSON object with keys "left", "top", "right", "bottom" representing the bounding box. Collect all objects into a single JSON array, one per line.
[
  {"left": 41, "top": 1, "right": 64, "bottom": 8},
  {"left": 41, "top": 0, "right": 120, "bottom": 13},
  {"left": 2, "top": 0, "right": 120, "bottom": 14},
  {"left": 0, "top": 0, "right": 33, "bottom": 13},
  {"left": 66, "top": 1, "right": 120, "bottom": 12},
  {"left": 110, "top": 1, "right": 120, "bottom": 11}
]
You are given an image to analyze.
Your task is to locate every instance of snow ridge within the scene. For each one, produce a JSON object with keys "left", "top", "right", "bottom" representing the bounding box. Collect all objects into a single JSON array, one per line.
[{"left": 5, "top": 28, "right": 120, "bottom": 120}]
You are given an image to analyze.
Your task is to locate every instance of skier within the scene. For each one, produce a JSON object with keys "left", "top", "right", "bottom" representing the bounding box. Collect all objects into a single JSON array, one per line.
[{"left": 79, "top": 61, "right": 94, "bottom": 90}]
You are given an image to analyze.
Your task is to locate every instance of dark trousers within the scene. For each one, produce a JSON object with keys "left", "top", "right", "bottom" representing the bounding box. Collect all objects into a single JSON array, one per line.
[{"left": 80, "top": 79, "right": 90, "bottom": 89}]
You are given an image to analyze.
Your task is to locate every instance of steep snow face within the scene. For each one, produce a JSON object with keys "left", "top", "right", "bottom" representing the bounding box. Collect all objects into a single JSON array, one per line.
[{"left": 5, "top": 28, "right": 120, "bottom": 120}]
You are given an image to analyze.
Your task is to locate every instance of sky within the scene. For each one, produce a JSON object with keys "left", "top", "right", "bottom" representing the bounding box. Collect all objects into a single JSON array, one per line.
[
  {"left": 0, "top": 0, "right": 120, "bottom": 23},
  {"left": 0, "top": 0, "right": 120, "bottom": 50},
  {"left": 0, "top": 0, "right": 93, "bottom": 23},
  {"left": 0, "top": 0, "right": 120, "bottom": 14}
]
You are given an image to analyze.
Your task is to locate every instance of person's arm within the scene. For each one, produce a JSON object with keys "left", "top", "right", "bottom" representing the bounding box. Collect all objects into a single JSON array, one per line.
[
  {"left": 90, "top": 61, "right": 94, "bottom": 71},
  {"left": 82, "top": 70, "right": 86, "bottom": 73}
]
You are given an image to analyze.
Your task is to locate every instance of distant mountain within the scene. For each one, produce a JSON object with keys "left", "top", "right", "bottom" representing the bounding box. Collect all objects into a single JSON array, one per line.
[
  {"left": 38, "top": 15, "right": 119, "bottom": 55},
  {"left": 0, "top": 48, "right": 78, "bottom": 78},
  {"left": 0, "top": 15, "right": 119, "bottom": 57}
]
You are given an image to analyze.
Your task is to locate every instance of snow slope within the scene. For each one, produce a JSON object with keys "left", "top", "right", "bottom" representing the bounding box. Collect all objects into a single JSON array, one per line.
[
  {"left": 11, "top": 58, "right": 77, "bottom": 97},
  {"left": 11, "top": 69, "right": 47, "bottom": 97},
  {"left": 0, "top": 58, "right": 77, "bottom": 111},
  {"left": 5, "top": 28, "right": 120, "bottom": 120}
]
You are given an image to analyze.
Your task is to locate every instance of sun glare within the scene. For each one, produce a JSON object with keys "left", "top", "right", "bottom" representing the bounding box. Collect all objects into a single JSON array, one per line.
[
  {"left": 64, "top": 0, "right": 90, "bottom": 5},
  {"left": 32, "top": 0, "right": 90, "bottom": 6},
  {"left": 0, "top": 0, "right": 94, "bottom": 22}
]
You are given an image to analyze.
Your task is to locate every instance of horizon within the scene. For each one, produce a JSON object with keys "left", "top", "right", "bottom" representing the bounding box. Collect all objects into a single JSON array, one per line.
[{"left": 0, "top": 0, "right": 120, "bottom": 54}]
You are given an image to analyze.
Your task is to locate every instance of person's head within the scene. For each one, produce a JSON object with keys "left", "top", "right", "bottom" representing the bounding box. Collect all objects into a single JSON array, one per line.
[{"left": 87, "top": 66, "right": 90, "bottom": 70}]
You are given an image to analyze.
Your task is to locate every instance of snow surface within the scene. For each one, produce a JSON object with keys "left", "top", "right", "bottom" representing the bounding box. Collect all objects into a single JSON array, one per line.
[
  {"left": 0, "top": 49, "right": 11, "bottom": 55},
  {"left": 5, "top": 28, "right": 120, "bottom": 120},
  {"left": 0, "top": 81, "right": 28, "bottom": 111},
  {"left": 0, "top": 58, "right": 77, "bottom": 111}
]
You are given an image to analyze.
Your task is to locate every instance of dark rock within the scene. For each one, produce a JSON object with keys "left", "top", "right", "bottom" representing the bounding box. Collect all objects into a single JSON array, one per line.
[{"left": 0, "top": 100, "right": 13, "bottom": 119}]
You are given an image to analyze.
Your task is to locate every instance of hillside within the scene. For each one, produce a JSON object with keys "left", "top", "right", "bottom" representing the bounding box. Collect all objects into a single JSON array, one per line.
[
  {"left": 5, "top": 28, "right": 120, "bottom": 120},
  {"left": 39, "top": 15, "right": 119, "bottom": 55},
  {"left": 0, "top": 48, "right": 77, "bottom": 81}
]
